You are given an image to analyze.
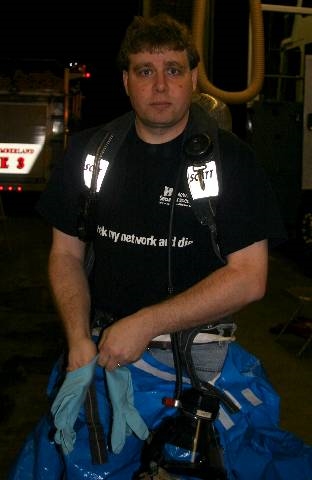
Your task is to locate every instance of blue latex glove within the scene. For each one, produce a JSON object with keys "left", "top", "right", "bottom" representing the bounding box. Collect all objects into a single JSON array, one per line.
[
  {"left": 51, "top": 355, "right": 98, "bottom": 455},
  {"left": 106, "top": 367, "right": 149, "bottom": 454}
]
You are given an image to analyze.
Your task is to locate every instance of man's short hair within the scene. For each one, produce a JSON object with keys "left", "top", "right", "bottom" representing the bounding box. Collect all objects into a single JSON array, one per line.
[{"left": 117, "top": 13, "right": 200, "bottom": 71}]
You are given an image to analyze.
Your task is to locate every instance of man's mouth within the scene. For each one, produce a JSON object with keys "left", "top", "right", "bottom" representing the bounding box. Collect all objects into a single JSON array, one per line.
[{"left": 150, "top": 102, "right": 171, "bottom": 110}]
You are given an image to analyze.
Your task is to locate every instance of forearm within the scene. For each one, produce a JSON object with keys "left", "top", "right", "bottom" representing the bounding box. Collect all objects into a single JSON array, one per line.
[
  {"left": 141, "top": 260, "right": 265, "bottom": 338},
  {"left": 141, "top": 241, "right": 268, "bottom": 338},
  {"left": 48, "top": 251, "right": 91, "bottom": 349}
]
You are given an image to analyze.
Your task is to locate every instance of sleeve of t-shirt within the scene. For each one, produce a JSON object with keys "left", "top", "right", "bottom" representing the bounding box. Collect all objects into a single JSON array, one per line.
[
  {"left": 216, "top": 130, "right": 287, "bottom": 256},
  {"left": 36, "top": 127, "right": 97, "bottom": 236}
]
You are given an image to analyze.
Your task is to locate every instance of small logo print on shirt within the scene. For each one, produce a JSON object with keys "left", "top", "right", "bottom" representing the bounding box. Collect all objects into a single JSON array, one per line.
[{"left": 159, "top": 186, "right": 190, "bottom": 207}]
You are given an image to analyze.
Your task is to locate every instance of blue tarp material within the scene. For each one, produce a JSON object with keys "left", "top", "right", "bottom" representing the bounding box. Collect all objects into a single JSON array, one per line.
[{"left": 8, "top": 342, "right": 312, "bottom": 479}]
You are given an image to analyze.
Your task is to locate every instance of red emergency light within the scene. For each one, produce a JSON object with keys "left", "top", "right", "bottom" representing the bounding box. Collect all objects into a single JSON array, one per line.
[{"left": 68, "top": 63, "right": 91, "bottom": 80}]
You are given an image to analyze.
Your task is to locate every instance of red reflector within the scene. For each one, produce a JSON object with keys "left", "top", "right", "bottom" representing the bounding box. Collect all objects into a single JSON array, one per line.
[
  {"left": 163, "top": 397, "right": 179, "bottom": 408},
  {"left": 0, "top": 185, "right": 23, "bottom": 191}
]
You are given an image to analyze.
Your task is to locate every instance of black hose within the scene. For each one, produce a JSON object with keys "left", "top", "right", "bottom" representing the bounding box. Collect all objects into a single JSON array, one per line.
[{"left": 167, "top": 152, "right": 185, "bottom": 400}]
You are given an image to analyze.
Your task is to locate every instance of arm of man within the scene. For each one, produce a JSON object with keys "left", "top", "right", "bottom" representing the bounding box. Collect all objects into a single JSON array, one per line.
[
  {"left": 48, "top": 227, "right": 97, "bottom": 371},
  {"left": 98, "top": 239, "right": 268, "bottom": 370}
]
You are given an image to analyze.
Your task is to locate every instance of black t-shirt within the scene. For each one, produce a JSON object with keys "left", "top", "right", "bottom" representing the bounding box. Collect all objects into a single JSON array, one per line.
[{"left": 37, "top": 123, "right": 286, "bottom": 317}]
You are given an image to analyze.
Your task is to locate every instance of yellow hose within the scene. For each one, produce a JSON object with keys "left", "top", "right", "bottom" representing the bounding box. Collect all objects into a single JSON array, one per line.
[{"left": 192, "top": 0, "right": 265, "bottom": 104}]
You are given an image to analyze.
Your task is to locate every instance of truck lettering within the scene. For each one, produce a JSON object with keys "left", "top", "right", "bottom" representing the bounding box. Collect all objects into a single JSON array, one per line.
[
  {"left": 0, "top": 157, "right": 27, "bottom": 170},
  {"left": 17, "top": 157, "right": 25, "bottom": 169},
  {"left": 0, "top": 157, "right": 9, "bottom": 169},
  {"left": 0, "top": 147, "right": 34, "bottom": 154}
]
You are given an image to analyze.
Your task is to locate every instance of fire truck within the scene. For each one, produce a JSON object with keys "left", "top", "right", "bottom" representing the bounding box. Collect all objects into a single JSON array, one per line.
[{"left": 0, "top": 59, "right": 89, "bottom": 192}]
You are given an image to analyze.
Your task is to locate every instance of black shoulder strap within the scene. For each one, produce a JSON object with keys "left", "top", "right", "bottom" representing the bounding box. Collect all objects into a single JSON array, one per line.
[
  {"left": 77, "top": 112, "right": 134, "bottom": 242},
  {"left": 183, "top": 103, "right": 225, "bottom": 264},
  {"left": 85, "top": 111, "right": 134, "bottom": 159}
]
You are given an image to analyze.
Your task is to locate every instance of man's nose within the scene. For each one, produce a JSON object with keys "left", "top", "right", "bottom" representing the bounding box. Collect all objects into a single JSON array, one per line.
[{"left": 154, "top": 71, "right": 168, "bottom": 92}]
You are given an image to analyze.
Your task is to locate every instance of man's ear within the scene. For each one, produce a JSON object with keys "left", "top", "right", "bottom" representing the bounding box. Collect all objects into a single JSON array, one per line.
[
  {"left": 123, "top": 70, "right": 129, "bottom": 96},
  {"left": 191, "top": 67, "right": 198, "bottom": 91}
]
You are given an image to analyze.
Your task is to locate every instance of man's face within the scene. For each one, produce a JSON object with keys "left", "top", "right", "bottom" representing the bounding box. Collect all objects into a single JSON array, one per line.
[{"left": 123, "top": 49, "right": 198, "bottom": 141}]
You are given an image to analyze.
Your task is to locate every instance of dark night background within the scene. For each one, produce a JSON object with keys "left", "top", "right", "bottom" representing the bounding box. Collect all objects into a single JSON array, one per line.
[
  {"left": 1, "top": 0, "right": 305, "bottom": 133},
  {"left": 0, "top": 0, "right": 252, "bottom": 133},
  {"left": 0, "top": 0, "right": 143, "bottom": 127}
]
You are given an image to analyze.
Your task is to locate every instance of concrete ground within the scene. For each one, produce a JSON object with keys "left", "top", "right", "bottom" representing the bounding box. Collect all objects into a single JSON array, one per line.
[{"left": 0, "top": 202, "right": 311, "bottom": 478}]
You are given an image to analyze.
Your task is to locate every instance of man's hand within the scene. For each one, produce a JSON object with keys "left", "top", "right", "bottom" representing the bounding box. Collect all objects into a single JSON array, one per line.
[{"left": 97, "top": 313, "right": 153, "bottom": 370}]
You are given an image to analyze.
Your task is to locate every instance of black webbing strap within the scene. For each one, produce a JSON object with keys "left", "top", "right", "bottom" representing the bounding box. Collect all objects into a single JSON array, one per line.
[
  {"left": 81, "top": 114, "right": 135, "bottom": 460},
  {"left": 78, "top": 112, "right": 134, "bottom": 244},
  {"left": 85, "top": 382, "right": 108, "bottom": 464},
  {"left": 167, "top": 112, "right": 238, "bottom": 413},
  {"left": 176, "top": 327, "right": 239, "bottom": 414}
]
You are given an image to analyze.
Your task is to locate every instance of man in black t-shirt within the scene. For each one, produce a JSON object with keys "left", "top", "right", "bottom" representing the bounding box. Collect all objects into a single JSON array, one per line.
[
  {"left": 38, "top": 115, "right": 284, "bottom": 322},
  {"left": 36, "top": 16, "right": 285, "bottom": 370},
  {"left": 11, "top": 13, "right": 304, "bottom": 480}
]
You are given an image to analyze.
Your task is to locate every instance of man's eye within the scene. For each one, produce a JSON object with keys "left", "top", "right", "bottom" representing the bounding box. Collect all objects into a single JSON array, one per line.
[
  {"left": 138, "top": 68, "right": 153, "bottom": 77},
  {"left": 167, "top": 67, "right": 182, "bottom": 76}
]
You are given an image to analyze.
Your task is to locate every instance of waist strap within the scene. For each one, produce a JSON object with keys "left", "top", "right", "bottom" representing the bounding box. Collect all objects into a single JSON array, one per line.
[
  {"left": 149, "top": 322, "right": 236, "bottom": 350},
  {"left": 91, "top": 311, "right": 236, "bottom": 350}
]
